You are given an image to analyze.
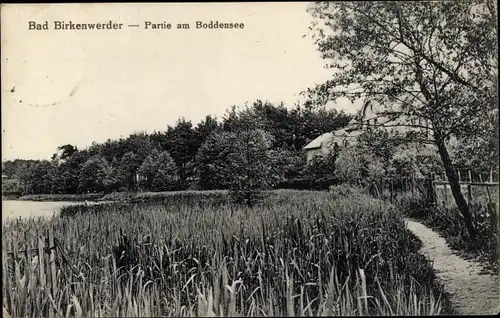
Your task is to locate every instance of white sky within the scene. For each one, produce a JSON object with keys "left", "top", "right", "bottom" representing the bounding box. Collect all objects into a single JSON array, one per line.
[{"left": 1, "top": 3, "right": 360, "bottom": 161}]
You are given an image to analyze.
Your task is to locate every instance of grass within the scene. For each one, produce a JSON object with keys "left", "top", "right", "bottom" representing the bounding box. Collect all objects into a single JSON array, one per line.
[
  {"left": 3, "top": 188, "right": 450, "bottom": 317},
  {"left": 12, "top": 190, "right": 231, "bottom": 203},
  {"left": 433, "top": 185, "right": 498, "bottom": 210},
  {"left": 17, "top": 193, "right": 105, "bottom": 202},
  {"left": 395, "top": 189, "right": 499, "bottom": 273}
]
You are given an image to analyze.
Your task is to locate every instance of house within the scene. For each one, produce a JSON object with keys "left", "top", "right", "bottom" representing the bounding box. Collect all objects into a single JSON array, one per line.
[
  {"left": 358, "top": 99, "right": 433, "bottom": 138},
  {"left": 303, "top": 132, "right": 336, "bottom": 163},
  {"left": 303, "top": 99, "right": 433, "bottom": 163}
]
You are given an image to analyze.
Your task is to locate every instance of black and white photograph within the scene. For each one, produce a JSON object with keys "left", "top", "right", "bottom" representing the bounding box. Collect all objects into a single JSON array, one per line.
[{"left": 1, "top": 2, "right": 499, "bottom": 316}]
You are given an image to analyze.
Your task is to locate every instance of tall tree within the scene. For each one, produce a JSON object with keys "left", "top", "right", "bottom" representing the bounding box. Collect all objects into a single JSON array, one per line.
[
  {"left": 56, "top": 150, "right": 91, "bottom": 193},
  {"left": 195, "top": 130, "right": 237, "bottom": 190},
  {"left": 226, "top": 128, "right": 276, "bottom": 206},
  {"left": 77, "top": 155, "right": 115, "bottom": 193},
  {"left": 116, "top": 151, "right": 141, "bottom": 191},
  {"left": 195, "top": 115, "right": 220, "bottom": 144},
  {"left": 19, "top": 160, "right": 55, "bottom": 194},
  {"left": 163, "top": 118, "right": 199, "bottom": 183},
  {"left": 137, "top": 149, "right": 178, "bottom": 191},
  {"left": 56, "top": 144, "right": 78, "bottom": 161},
  {"left": 307, "top": 0, "right": 497, "bottom": 239}
]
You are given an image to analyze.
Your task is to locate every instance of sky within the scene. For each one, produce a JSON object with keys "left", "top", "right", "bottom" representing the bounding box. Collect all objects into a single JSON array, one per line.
[{"left": 1, "top": 3, "right": 360, "bottom": 161}]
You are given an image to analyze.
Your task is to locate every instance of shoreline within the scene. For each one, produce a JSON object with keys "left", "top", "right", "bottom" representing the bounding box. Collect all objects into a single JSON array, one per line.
[
  {"left": 2, "top": 190, "right": 232, "bottom": 203},
  {"left": 5, "top": 193, "right": 106, "bottom": 202}
]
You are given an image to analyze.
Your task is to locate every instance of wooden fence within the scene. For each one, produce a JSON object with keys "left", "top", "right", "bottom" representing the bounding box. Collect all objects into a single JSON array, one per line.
[
  {"left": 365, "top": 167, "right": 499, "bottom": 209},
  {"left": 3, "top": 228, "right": 60, "bottom": 318},
  {"left": 431, "top": 167, "right": 498, "bottom": 208}
]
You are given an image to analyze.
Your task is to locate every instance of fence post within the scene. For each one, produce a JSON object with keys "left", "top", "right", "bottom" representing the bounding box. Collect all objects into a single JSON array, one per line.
[
  {"left": 467, "top": 184, "right": 473, "bottom": 204},
  {"left": 11, "top": 232, "right": 18, "bottom": 279},
  {"left": 411, "top": 173, "right": 415, "bottom": 195},
  {"left": 443, "top": 183, "right": 448, "bottom": 208},
  {"left": 390, "top": 178, "right": 393, "bottom": 203},
  {"left": 37, "top": 230, "right": 46, "bottom": 289},
  {"left": 3, "top": 249, "right": 12, "bottom": 318},
  {"left": 479, "top": 173, "right": 493, "bottom": 205},
  {"left": 48, "top": 227, "right": 57, "bottom": 300},
  {"left": 10, "top": 234, "right": 18, "bottom": 318},
  {"left": 24, "top": 231, "right": 31, "bottom": 295},
  {"left": 468, "top": 169, "right": 472, "bottom": 183},
  {"left": 426, "top": 175, "right": 436, "bottom": 205}
]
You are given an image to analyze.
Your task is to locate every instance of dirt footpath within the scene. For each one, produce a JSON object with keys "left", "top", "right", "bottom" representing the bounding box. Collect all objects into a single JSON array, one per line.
[{"left": 405, "top": 219, "right": 500, "bottom": 315}]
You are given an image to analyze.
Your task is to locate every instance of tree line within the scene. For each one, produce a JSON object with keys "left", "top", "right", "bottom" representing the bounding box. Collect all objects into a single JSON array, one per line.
[{"left": 2, "top": 100, "right": 352, "bottom": 198}]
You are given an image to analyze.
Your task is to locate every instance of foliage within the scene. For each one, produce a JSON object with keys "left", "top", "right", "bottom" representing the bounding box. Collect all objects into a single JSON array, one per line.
[
  {"left": 389, "top": 144, "right": 442, "bottom": 178},
  {"left": 18, "top": 160, "right": 55, "bottom": 194},
  {"left": 77, "top": 156, "right": 116, "bottom": 193},
  {"left": 195, "top": 126, "right": 278, "bottom": 205},
  {"left": 137, "top": 149, "right": 178, "bottom": 191},
  {"left": 51, "top": 144, "right": 78, "bottom": 163},
  {"left": 4, "top": 99, "right": 352, "bottom": 195},
  {"left": 194, "top": 130, "right": 236, "bottom": 190},
  {"left": 269, "top": 148, "right": 306, "bottom": 183},
  {"left": 300, "top": 142, "right": 340, "bottom": 189},
  {"left": 335, "top": 145, "right": 386, "bottom": 184},
  {"left": 225, "top": 128, "right": 276, "bottom": 206},
  {"left": 115, "top": 151, "right": 141, "bottom": 191}
]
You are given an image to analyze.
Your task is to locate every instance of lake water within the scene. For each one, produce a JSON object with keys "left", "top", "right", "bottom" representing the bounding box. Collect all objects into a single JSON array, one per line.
[{"left": 2, "top": 200, "right": 84, "bottom": 221}]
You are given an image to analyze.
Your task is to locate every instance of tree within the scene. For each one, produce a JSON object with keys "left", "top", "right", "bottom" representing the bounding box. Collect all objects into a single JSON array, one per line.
[
  {"left": 152, "top": 151, "right": 178, "bottom": 191},
  {"left": 335, "top": 145, "right": 386, "bottom": 186},
  {"left": 123, "top": 132, "right": 156, "bottom": 163},
  {"left": 137, "top": 149, "right": 178, "bottom": 191},
  {"left": 307, "top": 0, "right": 497, "bottom": 239},
  {"left": 194, "top": 130, "right": 236, "bottom": 190},
  {"left": 163, "top": 119, "right": 199, "bottom": 184},
  {"left": 389, "top": 144, "right": 442, "bottom": 178},
  {"left": 195, "top": 126, "right": 278, "bottom": 205},
  {"left": 269, "top": 147, "right": 306, "bottom": 184},
  {"left": 301, "top": 142, "right": 341, "bottom": 188},
  {"left": 52, "top": 144, "right": 78, "bottom": 162},
  {"left": 19, "top": 160, "right": 56, "bottom": 194},
  {"left": 225, "top": 128, "right": 276, "bottom": 207},
  {"left": 2, "top": 159, "right": 39, "bottom": 180},
  {"left": 195, "top": 115, "right": 220, "bottom": 145},
  {"left": 296, "top": 101, "right": 352, "bottom": 150},
  {"left": 56, "top": 150, "right": 90, "bottom": 193},
  {"left": 77, "top": 156, "right": 115, "bottom": 193},
  {"left": 116, "top": 151, "right": 141, "bottom": 191}
]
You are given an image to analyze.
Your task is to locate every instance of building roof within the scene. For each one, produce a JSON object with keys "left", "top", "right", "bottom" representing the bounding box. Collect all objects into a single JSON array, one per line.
[
  {"left": 303, "top": 132, "right": 335, "bottom": 150},
  {"left": 337, "top": 127, "right": 362, "bottom": 139}
]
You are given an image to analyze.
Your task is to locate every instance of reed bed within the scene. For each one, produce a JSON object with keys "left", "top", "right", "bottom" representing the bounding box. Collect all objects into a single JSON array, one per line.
[{"left": 3, "top": 188, "right": 449, "bottom": 317}]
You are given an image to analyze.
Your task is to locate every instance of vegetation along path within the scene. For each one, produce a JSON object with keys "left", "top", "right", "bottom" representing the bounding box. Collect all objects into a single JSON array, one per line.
[{"left": 404, "top": 218, "right": 500, "bottom": 315}]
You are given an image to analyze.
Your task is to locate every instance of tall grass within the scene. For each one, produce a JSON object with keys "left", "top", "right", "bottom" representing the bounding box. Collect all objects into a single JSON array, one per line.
[{"left": 3, "top": 188, "right": 448, "bottom": 316}]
